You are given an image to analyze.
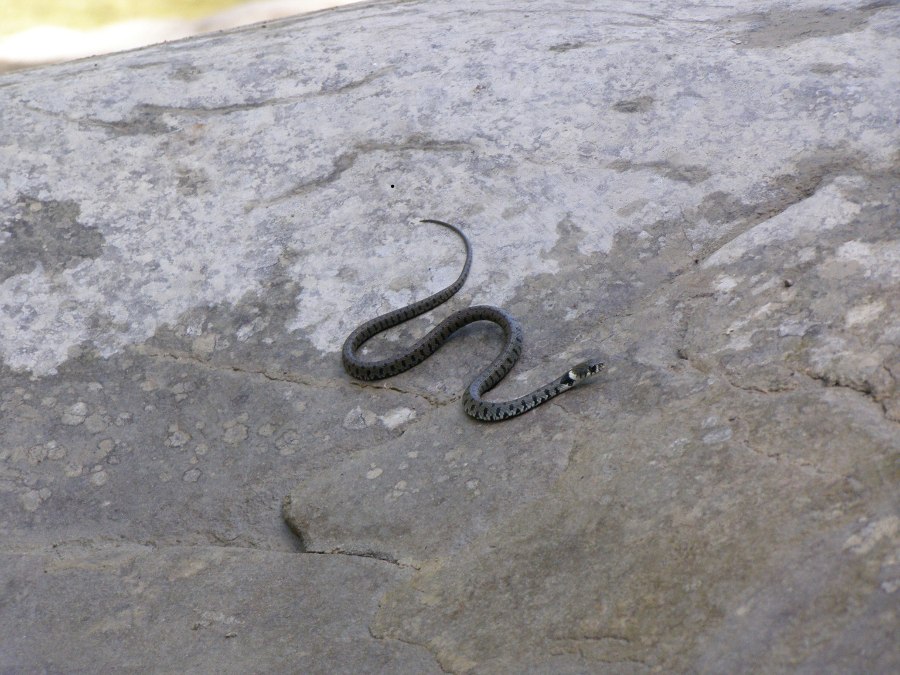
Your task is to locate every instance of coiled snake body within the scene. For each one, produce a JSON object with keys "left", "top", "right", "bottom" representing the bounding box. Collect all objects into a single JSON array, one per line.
[{"left": 342, "top": 220, "right": 604, "bottom": 421}]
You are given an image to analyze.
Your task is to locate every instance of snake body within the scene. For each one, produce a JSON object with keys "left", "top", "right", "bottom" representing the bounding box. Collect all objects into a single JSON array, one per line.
[{"left": 342, "top": 219, "right": 604, "bottom": 421}]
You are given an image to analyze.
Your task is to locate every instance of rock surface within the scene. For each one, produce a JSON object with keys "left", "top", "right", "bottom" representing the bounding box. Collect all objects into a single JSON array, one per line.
[{"left": 1, "top": 0, "right": 898, "bottom": 672}]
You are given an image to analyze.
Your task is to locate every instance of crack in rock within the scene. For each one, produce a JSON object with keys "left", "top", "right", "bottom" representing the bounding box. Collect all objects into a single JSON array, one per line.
[
  {"left": 281, "top": 495, "right": 416, "bottom": 569},
  {"left": 802, "top": 366, "right": 899, "bottom": 422},
  {"left": 301, "top": 547, "right": 416, "bottom": 569},
  {"left": 137, "top": 345, "right": 452, "bottom": 412},
  {"left": 367, "top": 625, "right": 453, "bottom": 674},
  {"left": 134, "top": 345, "right": 334, "bottom": 389},
  {"left": 254, "top": 135, "right": 473, "bottom": 208},
  {"left": 3, "top": 536, "right": 288, "bottom": 557},
  {"left": 349, "top": 379, "right": 455, "bottom": 407},
  {"left": 17, "top": 67, "right": 395, "bottom": 134}
]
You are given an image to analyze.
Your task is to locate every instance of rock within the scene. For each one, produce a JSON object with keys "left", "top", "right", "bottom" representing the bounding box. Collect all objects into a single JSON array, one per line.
[
  {"left": 1, "top": 545, "right": 437, "bottom": 672},
  {"left": 1, "top": 0, "right": 898, "bottom": 672}
]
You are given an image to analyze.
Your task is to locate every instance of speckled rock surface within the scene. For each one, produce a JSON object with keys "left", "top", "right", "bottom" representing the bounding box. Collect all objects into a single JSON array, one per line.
[{"left": 1, "top": 0, "right": 898, "bottom": 672}]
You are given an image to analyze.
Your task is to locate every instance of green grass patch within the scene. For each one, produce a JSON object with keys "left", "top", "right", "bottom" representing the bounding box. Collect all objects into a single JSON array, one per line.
[{"left": 1, "top": 0, "right": 249, "bottom": 37}]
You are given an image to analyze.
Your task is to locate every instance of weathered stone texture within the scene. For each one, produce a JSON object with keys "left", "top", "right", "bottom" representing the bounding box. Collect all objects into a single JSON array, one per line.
[{"left": 1, "top": 0, "right": 898, "bottom": 672}]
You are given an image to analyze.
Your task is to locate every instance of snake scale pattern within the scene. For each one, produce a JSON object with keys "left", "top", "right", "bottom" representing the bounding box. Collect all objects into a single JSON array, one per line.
[{"left": 342, "top": 219, "right": 604, "bottom": 421}]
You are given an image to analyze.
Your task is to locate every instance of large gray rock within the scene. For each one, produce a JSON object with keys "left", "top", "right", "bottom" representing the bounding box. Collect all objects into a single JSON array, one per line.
[{"left": 1, "top": 0, "right": 898, "bottom": 672}]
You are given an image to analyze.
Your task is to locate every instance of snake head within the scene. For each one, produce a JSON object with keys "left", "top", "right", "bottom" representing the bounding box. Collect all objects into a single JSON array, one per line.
[{"left": 566, "top": 358, "right": 605, "bottom": 385}]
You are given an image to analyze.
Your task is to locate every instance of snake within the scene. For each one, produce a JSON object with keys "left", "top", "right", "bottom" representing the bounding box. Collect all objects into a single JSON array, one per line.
[{"left": 341, "top": 219, "right": 604, "bottom": 421}]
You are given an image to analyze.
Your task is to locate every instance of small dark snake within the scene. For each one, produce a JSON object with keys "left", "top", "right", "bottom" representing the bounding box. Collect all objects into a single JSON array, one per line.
[{"left": 342, "top": 219, "right": 604, "bottom": 421}]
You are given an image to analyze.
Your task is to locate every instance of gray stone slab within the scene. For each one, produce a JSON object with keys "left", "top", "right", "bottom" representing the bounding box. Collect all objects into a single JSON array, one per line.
[
  {"left": 1, "top": 0, "right": 899, "bottom": 672},
  {"left": 1, "top": 544, "right": 438, "bottom": 673}
]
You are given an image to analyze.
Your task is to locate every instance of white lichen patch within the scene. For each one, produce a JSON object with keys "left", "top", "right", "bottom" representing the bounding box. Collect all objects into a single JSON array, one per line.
[
  {"left": 378, "top": 407, "right": 416, "bottom": 429},
  {"left": 47, "top": 442, "right": 67, "bottom": 460},
  {"left": 222, "top": 417, "right": 249, "bottom": 444},
  {"left": 750, "top": 276, "right": 782, "bottom": 296},
  {"left": 778, "top": 319, "right": 811, "bottom": 337},
  {"left": 20, "top": 488, "right": 51, "bottom": 512},
  {"left": 274, "top": 430, "right": 301, "bottom": 456},
  {"left": 182, "top": 468, "right": 202, "bottom": 483},
  {"left": 837, "top": 240, "right": 900, "bottom": 280},
  {"left": 836, "top": 240, "right": 873, "bottom": 264},
  {"left": 25, "top": 445, "right": 47, "bottom": 465},
  {"left": 807, "top": 335, "right": 849, "bottom": 370},
  {"left": 191, "top": 334, "right": 217, "bottom": 358},
  {"left": 718, "top": 318, "right": 754, "bottom": 351},
  {"left": 386, "top": 479, "right": 410, "bottom": 501},
  {"left": 84, "top": 413, "right": 108, "bottom": 434},
  {"left": 845, "top": 300, "right": 885, "bottom": 328},
  {"left": 61, "top": 401, "right": 88, "bottom": 426},
  {"left": 752, "top": 303, "right": 774, "bottom": 319},
  {"left": 89, "top": 468, "right": 109, "bottom": 487},
  {"left": 97, "top": 439, "right": 115, "bottom": 458},
  {"left": 64, "top": 463, "right": 83, "bottom": 478},
  {"left": 165, "top": 424, "right": 191, "bottom": 448},
  {"left": 236, "top": 316, "right": 267, "bottom": 342},
  {"left": 843, "top": 516, "right": 899, "bottom": 556},
  {"left": 702, "top": 427, "right": 733, "bottom": 445},
  {"left": 343, "top": 406, "right": 376, "bottom": 430},
  {"left": 714, "top": 274, "right": 739, "bottom": 292}
]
